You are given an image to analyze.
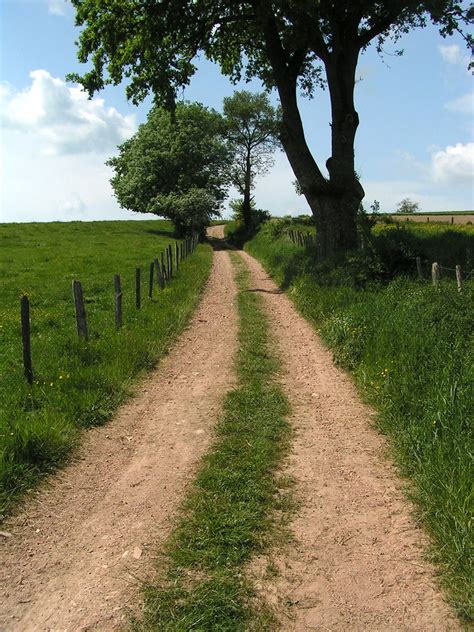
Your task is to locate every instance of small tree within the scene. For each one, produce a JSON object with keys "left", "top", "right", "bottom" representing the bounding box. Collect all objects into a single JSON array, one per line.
[
  {"left": 396, "top": 198, "right": 420, "bottom": 214},
  {"left": 223, "top": 91, "right": 280, "bottom": 231},
  {"left": 107, "top": 102, "right": 231, "bottom": 235}
]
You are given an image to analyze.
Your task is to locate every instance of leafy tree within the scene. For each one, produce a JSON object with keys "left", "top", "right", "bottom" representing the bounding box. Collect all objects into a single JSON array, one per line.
[
  {"left": 223, "top": 91, "right": 280, "bottom": 230},
  {"left": 70, "top": 0, "right": 472, "bottom": 259},
  {"left": 396, "top": 198, "right": 421, "bottom": 214},
  {"left": 107, "top": 102, "right": 231, "bottom": 235}
]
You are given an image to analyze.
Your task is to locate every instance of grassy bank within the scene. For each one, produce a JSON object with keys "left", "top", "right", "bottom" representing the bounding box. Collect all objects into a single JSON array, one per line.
[
  {"left": 245, "top": 223, "right": 473, "bottom": 621},
  {"left": 136, "top": 253, "right": 290, "bottom": 631},
  {"left": 0, "top": 220, "right": 212, "bottom": 515}
]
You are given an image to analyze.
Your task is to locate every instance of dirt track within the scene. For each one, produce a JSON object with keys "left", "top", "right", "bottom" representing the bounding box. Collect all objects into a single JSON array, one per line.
[
  {"left": 241, "top": 250, "right": 459, "bottom": 631},
  {"left": 0, "top": 227, "right": 458, "bottom": 631},
  {"left": 0, "top": 229, "right": 238, "bottom": 631}
]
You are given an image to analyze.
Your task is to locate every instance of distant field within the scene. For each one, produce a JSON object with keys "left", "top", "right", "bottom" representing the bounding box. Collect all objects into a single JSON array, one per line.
[
  {"left": 0, "top": 220, "right": 213, "bottom": 514},
  {"left": 387, "top": 213, "right": 474, "bottom": 224}
]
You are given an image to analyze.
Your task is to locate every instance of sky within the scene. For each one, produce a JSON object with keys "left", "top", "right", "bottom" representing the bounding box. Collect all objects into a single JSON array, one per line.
[{"left": 0, "top": 0, "right": 473, "bottom": 223}]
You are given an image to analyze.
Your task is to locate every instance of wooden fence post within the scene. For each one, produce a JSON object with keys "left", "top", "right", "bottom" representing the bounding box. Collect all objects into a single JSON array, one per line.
[
  {"left": 175, "top": 242, "right": 179, "bottom": 271},
  {"left": 161, "top": 252, "right": 167, "bottom": 282},
  {"left": 451, "top": 217, "right": 454, "bottom": 225},
  {"left": 154, "top": 257, "right": 164, "bottom": 289},
  {"left": 148, "top": 261, "right": 154, "bottom": 298},
  {"left": 135, "top": 268, "right": 141, "bottom": 309},
  {"left": 114, "top": 274, "right": 122, "bottom": 330},
  {"left": 455, "top": 265, "right": 463, "bottom": 293},
  {"left": 21, "top": 295, "right": 33, "bottom": 385},
  {"left": 432, "top": 262, "right": 440, "bottom": 289},
  {"left": 416, "top": 257, "right": 423, "bottom": 279},
  {"left": 168, "top": 244, "right": 172, "bottom": 278},
  {"left": 72, "top": 280, "right": 88, "bottom": 339}
]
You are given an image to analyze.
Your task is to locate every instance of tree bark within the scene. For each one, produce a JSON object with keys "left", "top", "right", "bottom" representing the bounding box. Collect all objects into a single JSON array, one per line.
[
  {"left": 242, "top": 147, "right": 252, "bottom": 230},
  {"left": 258, "top": 6, "right": 364, "bottom": 259}
]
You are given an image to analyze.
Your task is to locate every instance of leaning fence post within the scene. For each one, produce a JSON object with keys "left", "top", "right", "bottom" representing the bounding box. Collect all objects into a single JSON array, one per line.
[
  {"left": 135, "top": 268, "right": 141, "bottom": 309},
  {"left": 21, "top": 295, "right": 33, "bottom": 385},
  {"left": 416, "top": 257, "right": 423, "bottom": 280},
  {"left": 72, "top": 280, "right": 88, "bottom": 339},
  {"left": 455, "top": 265, "right": 463, "bottom": 293},
  {"left": 114, "top": 274, "right": 122, "bottom": 330},
  {"left": 431, "top": 262, "right": 440, "bottom": 289}
]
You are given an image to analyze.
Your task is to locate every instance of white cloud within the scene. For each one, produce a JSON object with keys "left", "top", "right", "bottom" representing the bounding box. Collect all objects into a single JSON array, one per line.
[
  {"left": 438, "top": 44, "right": 470, "bottom": 66},
  {"left": 1, "top": 70, "right": 136, "bottom": 155},
  {"left": 445, "top": 93, "right": 473, "bottom": 114},
  {"left": 48, "top": 0, "right": 68, "bottom": 16},
  {"left": 431, "top": 143, "right": 474, "bottom": 184},
  {"left": 62, "top": 193, "right": 87, "bottom": 216}
]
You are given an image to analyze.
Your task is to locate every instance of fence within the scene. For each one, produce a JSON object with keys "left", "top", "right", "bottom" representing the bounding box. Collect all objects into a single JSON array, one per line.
[
  {"left": 20, "top": 234, "right": 199, "bottom": 386},
  {"left": 286, "top": 229, "right": 473, "bottom": 293}
]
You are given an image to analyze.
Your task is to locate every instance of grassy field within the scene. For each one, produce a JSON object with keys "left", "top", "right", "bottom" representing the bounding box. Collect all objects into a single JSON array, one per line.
[
  {"left": 244, "top": 221, "right": 474, "bottom": 620},
  {"left": 135, "top": 253, "right": 291, "bottom": 631},
  {"left": 0, "top": 220, "right": 212, "bottom": 516}
]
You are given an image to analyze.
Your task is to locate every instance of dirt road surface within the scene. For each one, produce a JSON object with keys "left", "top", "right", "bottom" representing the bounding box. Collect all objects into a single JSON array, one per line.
[
  {"left": 240, "top": 250, "right": 459, "bottom": 631},
  {"left": 0, "top": 238, "right": 238, "bottom": 631},
  {"left": 0, "top": 227, "right": 459, "bottom": 631}
]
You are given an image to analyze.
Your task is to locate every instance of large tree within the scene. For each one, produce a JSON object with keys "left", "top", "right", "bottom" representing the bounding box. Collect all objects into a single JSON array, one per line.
[
  {"left": 69, "top": 0, "right": 472, "bottom": 259},
  {"left": 107, "top": 102, "right": 230, "bottom": 235},
  {"left": 223, "top": 91, "right": 280, "bottom": 230}
]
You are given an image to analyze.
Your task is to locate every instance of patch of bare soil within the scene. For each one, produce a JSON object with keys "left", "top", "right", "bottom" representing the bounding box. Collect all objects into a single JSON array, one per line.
[
  {"left": 0, "top": 244, "right": 238, "bottom": 632},
  {"left": 239, "top": 251, "right": 459, "bottom": 632}
]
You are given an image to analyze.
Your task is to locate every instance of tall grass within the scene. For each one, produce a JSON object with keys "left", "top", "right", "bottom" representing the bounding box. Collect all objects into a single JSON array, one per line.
[
  {"left": 246, "top": 222, "right": 474, "bottom": 620},
  {"left": 0, "top": 220, "right": 212, "bottom": 516}
]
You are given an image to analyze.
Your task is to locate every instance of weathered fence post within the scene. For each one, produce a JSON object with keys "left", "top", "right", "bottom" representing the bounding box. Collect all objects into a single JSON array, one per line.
[
  {"left": 168, "top": 244, "right": 172, "bottom": 278},
  {"left": 114, "top": 274, "right": 122, "bottom": 330},
  {"left": 161, "top": 252, "right": 167, "bottom": 282},
  {"left": 21, "top": 295, "right": 33, "bottom": 385},
  {"left": 451, "top": 216, "right": 454, "bottom": 225},
  {"left": 154, "top": 257, "right": 164, "bottom": 289},
  {"left": 72, "top": 280, "right": 88, "bottom": 339},
  {"left": 135, "top": 268, "right": 141, "bottom": 309},
  {"left": 432, "top": 262, "right": 440, "bottom": 289},
  {"left": 148, "top": 261, "right": 154, "bottom": 298},
  {"left": 416, "top": 257, "right": 423, "bottom": 280},
  {"left": 175, "top": 242, "right": 179, "bottom": 271},
  {"left": 455, "top": 265, "right": 463, "bottom": 293}
]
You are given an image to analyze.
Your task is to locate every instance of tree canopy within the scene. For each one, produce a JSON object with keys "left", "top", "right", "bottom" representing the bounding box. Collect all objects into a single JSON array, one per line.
[
  {"left": 107, "top": 102, "right": 231, "bottom": 235},
  {"left": 223, "top": 90, "right": 280, "bottom": 230},
  {"left": 70, "top": 0, "right": 472, "bottom": 257}
]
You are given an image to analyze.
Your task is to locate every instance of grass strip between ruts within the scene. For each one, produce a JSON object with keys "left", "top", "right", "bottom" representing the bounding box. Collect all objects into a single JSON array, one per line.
[{"left": 135, "top": 252, "right": 291, "bottom": 631}]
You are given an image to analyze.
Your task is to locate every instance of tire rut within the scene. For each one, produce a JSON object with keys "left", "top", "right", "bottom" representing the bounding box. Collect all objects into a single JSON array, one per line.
[
  {"left": 238, "top": 250, "right": 459, "bottom": 632},
  {"left": 0, "top": 245, "right": 238, "bottom": 632}
]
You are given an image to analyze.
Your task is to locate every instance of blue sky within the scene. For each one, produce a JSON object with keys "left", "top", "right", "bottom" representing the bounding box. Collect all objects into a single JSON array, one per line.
[{"left": 0, "top": 0, "right": 472, "bottom": 222}]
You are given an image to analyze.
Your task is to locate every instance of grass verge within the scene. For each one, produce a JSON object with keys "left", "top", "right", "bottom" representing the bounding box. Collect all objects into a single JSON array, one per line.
[
  {"left": 135, "top": 252, "right": 290, "bottom": 631},
  {"left": 0, "top": 220, "right": 212, "bottom": 516},
  {"left": 245, "top": 223, "right": 473, "bottom": 621}
]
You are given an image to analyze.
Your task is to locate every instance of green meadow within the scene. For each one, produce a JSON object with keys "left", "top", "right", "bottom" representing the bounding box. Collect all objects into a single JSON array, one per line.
[
  {"left": 0, "top": 220, "right": 212, "bottom": 515},
  {"left": 244, "top": 220, "right": 474, "bottom": 620}
]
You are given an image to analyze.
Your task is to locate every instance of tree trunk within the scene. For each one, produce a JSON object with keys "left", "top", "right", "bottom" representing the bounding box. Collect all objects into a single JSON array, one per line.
[
  {"left": 242, "top": 148, "right": 252, "bottom": 230},
  {"left": 259, "top": 10, "right": 363, "bottom": 259}
]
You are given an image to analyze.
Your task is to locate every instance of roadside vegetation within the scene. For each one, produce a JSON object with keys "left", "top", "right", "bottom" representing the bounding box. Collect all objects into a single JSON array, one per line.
[
  {"left": 244, "top": 219, "right": 473, "bottom": 620},
  {"left": 0, "top": 220, "right": 212, "bottom": 516},
  {"left": 136, "top": 254, "right": 291, "bottom": 631}
]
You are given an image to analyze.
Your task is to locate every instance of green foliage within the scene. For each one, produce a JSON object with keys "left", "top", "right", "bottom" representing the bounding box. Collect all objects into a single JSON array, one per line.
[
  {"left": 223, "top": 91, "right": 280, "bottom": 227},
  {"left": 135, "top": 255, "right": 290, "bottom": 631},
  {"left": 245, "top": 223, "right": 474, "bottom": 619},
  {"left": 0, "top": 220, "right": 212, "bottom": 515},
  {"left": 70, "top": 0, "right": 472, "bottom": 257},
  {"left": 107, "top": 102, "right": 231, "bottom": 235},
  {"left": 226, "top": 199, "right": 271, "bottom": 246},
  {"left": 396, "top": 197, "right": 421, "bottom": 214}
]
